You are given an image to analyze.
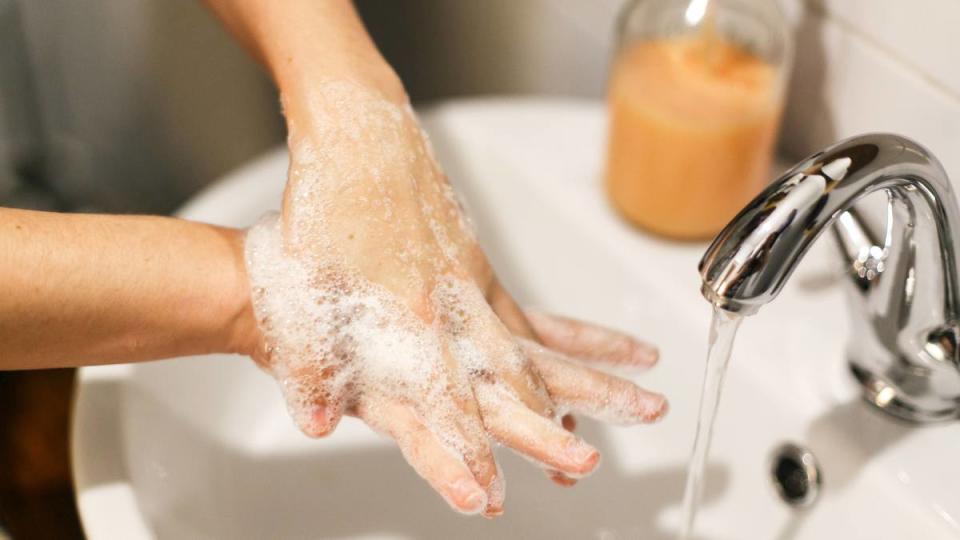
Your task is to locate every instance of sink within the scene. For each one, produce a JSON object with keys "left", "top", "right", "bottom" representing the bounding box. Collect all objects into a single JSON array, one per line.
[{"left": 72, "top": 98, "right": 960, "bottom": 539}]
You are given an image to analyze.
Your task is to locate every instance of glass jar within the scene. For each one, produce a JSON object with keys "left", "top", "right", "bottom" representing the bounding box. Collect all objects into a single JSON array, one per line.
[{"left": 605, "top": 0, "right": 792, "bottom": 240}]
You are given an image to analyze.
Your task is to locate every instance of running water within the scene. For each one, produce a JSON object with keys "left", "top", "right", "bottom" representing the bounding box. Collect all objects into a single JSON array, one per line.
[{"left": 678, "top": 306, "right": 743, "bottom": 539}]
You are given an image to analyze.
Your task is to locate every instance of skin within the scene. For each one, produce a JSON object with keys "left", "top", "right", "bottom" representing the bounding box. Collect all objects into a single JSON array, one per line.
[{"left": 0, "top": 0, "right": 668, "bottom": 518}]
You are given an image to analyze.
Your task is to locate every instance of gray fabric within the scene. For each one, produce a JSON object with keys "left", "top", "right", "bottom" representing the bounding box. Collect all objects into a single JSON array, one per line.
[{"left": 6, "top": 0, "right": 284, "bottom": 213}]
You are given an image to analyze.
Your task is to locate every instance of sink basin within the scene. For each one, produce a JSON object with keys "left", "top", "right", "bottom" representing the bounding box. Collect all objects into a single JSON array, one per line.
[{"left": 72, "top": 98, "right": 960, "bottom": 539}]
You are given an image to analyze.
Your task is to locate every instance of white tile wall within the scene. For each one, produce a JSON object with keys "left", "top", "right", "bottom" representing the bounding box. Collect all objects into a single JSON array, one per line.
[
  {"left": 781, "top": 0, "right": 960, "bottom": 184},
  {"left": 530, "top": 0, "right": 960, "bottom": 185},
  {"left": 809, "top": 0, "right": 960, "bottom": 98}
]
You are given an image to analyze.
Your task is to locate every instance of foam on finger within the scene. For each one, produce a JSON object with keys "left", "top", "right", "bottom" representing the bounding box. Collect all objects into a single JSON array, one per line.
[
  {"left": 519, "top": 338, "right": 668, "bottom": 424},
  {"left": 524, "top": 311, "right": 660, "bottom": 368},
  {"left": 246, "top": 215, "right": 503, "bottom": 512}
]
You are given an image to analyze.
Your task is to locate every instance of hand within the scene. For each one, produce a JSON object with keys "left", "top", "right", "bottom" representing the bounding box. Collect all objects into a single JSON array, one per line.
[{"left": 242, "top": 80, "right": 667, "bottom": 517}]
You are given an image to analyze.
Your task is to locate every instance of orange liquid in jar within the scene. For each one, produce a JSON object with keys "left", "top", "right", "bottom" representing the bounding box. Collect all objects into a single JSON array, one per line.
[{"left": 606, "top": 36, "right": 782, "bottom": 240}]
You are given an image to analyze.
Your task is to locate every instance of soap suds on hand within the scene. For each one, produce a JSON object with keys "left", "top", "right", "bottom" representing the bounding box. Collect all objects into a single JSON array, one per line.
[
  {"left": 244, "top": 80, "right": 641, "bottom": 515},
  {"left": 245, "top": 81, "right": 519, "bottom": 514}
]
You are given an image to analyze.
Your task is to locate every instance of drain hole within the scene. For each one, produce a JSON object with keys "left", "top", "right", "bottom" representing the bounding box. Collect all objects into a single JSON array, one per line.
[
  {"left": 775, "top": 457, "right": 811, "bottom": 502},
  {"left": 770, "top": 443, "right": 821, "bottom": 508}
]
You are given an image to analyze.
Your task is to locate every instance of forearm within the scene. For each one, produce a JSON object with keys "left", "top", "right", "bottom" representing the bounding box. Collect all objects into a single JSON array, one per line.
[
  {"left": 201, "top": 0, "right": 405, "bottom": 103},
  {"left": 202, "top": 0, "right": 413, "bottom": 259},
  {"left": 0, "top": 209, "right": 254, "bottom": 369}
]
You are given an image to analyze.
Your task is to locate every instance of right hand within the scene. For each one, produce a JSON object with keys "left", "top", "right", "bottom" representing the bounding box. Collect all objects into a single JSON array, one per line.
[{"left": 242, "top": 79, "right": 667, "bottom": 517}]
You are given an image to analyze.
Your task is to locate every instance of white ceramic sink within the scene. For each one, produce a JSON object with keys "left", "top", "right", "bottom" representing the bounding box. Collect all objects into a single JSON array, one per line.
[{"left": 73, "top": 99, "right": 960, "bottom": 539}]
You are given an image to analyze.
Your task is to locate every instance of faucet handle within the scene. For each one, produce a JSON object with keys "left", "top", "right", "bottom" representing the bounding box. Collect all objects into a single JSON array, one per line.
[
  {"left": 832, "top": 206, "right": 887, "bottom": 290},
  {"left": 923, "top": 324, "right": 960, "bottom": 370}
]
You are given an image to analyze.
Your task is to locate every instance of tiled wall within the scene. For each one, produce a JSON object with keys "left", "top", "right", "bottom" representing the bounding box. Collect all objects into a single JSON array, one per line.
[{"left": 781, "top": 0, "right": 960, "bottom": 182}]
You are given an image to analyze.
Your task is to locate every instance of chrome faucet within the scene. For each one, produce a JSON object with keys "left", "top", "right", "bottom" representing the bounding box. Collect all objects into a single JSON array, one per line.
[{"left": 699, "top": 133, "right": 960, "bottom": 423}]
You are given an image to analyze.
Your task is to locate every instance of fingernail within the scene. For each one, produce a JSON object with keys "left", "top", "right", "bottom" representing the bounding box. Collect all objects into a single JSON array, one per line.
[
  {"left": 633, "top": 342, "right": 659, "bottom": 366},
  {"left": 450, "top": 478, "right": 487, "bottom": 515},
  {"left": 483, "top": 505, "right": 505, "bottom": 519},
  {"left": 549, "top": 470, "right": 579, "bottom": 487},
  {"left": 565, "top": 441, "right": 600, "bottom": 474},
  {"left": 313, "top": 405, "right": 331, "bottom": 425},
  {"left": 483, "top": 476, "right": 505, "bottom": 518},
  {"left": 645, "top": 394, "right": 669, "bottom": 422},
  {"left": 307, "top": 405, "right": 339, "bottom": 437},
  {"left": 463, "top": 490, "right": 487, "bottom": 514}
]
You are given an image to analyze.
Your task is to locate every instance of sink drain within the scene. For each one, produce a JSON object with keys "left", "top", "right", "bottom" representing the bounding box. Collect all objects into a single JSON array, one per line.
[{"left": 770, "top": 443, "right": 821, "bottom": 508}]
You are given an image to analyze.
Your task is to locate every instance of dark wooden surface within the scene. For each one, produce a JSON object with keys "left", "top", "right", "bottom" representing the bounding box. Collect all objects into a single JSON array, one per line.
[{"left": 0, "top": 369, "right": 85, "bottom": 539}]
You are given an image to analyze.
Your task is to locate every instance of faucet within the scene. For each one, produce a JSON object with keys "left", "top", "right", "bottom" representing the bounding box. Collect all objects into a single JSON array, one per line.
[{"left": 699, "top": 133, "right": 960, "bottom": 423}]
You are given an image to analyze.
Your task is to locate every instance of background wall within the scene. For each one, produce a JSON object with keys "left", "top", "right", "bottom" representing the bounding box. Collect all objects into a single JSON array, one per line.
[
  {"left": 780, "top": 0, "right": 960, "bottom": 185},
  {"left": 0, "top": 0, "right": 284, "bottom": 213},
  {"left": 360, "top": 0, "right": 960, "bottom": 184},
  {"left": 0, "top": 0, "right": 956, "bottom": 212},
  {"left": 356, "top": 0, "right": 622, "bottom": 100},
  {"left": 0, "top": 3, "right": 954, "bottom": 537}
]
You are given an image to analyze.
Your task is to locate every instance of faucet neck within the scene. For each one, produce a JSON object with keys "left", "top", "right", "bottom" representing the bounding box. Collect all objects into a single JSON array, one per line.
[
  {"left": 699, "top": 133, "right": 959, "bottom": 317},
  {"left": 699, "top": 133, "right": 960, "bottom": 422}
]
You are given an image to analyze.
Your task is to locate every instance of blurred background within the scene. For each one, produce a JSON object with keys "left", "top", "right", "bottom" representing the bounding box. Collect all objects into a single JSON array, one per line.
[
  {"left": 0, "top": 0, "right": 957, "bottom": 537},
  {"left": 2, "top": 0, "right": 958, "bottom": 215}
]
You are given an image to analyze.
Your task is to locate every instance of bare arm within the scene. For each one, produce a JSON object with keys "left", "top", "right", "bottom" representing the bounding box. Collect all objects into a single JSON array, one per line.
[
  {"left": 0, "top": 208, "right": 252, "bottom": 369},
  {"left": 202, "top": 0, "right": 406, "bottom": 102},
  {"left": 0, "top": 0, "right": 668, "bottom": 518},
  {"left": 201, "top": 0, "right": 666, "bottom": 517}
]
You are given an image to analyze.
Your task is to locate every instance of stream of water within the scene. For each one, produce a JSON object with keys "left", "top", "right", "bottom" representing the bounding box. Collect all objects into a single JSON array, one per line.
[{"left": 678, "top": 307, "right": 743, "bottom": 539}]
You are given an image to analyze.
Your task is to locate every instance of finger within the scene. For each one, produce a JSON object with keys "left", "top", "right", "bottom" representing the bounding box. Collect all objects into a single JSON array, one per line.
[
  {"left": 487, "top": 282, "right": 539, "bottom": 339},
  {"left": 548, "top": 414, "right": 580, "bottom": 487},
  {"left": 464, "top": 426, "right": 505, "bottom": 517},
  {"left": 486, "top": 283, "right": 581, "bottom": 485},
  {"left": 421, "top": 381, "right": 505, "bottom": 517},
  {"left": 480, "top": 284, "right": 556, "bottom": 417},
  {"left": 439, "top": 280, "right": 555, "bottom": 418},
  {"left": 496, "top": 347, "right": 557, "bottom": 420},
  {"left": 276, "top": 365, "right": 347, "bottom": 438},
  {"left": 548, "top": 470, "right": 579, "bottom": 487},
  {"left": 362, "top": 399, "right": 489, "bottom": 515},
  {"left": 306, "top": 399, "right": 345, "bottom": 437},
  {"left": 286, "top": 396, "right": 344, "bottom": 438},
  {"left": 524, "top": 311, "right": 659, "bottom": 368},
  {"left": 521, "top": 339, "right": 668, "bottom": 424},
  {"left": 476, "top": 384, "right": 600, "bottom": 477}
]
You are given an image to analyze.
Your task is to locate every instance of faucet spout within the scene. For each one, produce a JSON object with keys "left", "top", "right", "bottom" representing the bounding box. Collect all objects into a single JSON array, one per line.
[
  {"left": 699, "top": 133, "right": 960, "bottom": 422},
  {"left": 700, "top": 133, "right": 958, "bottom": 314}
]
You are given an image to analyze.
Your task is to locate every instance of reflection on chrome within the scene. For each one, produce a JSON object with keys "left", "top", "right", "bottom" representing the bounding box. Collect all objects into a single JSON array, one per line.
[{"left": 700, "top": 134, "right": 960, "bottom": 422}]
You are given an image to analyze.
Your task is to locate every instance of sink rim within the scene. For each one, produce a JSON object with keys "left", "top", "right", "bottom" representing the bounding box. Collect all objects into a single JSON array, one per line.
[
  {"left": 71, "top": 145, "right": 290, "bottom": 539},
  {"left": 70, "top": 97, "right": 960, "bottom": 539}
]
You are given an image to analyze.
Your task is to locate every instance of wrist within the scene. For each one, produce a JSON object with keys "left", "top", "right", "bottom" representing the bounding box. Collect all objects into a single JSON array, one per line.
[
  {"left": 215, "top": 225, "right": 262, "bottom": 359},
  {"left": 278, "top": 66, "right": 407, "bottom": 128},
  {"left": 256, "top": 2, "right": 406, "bottom": 107}
]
